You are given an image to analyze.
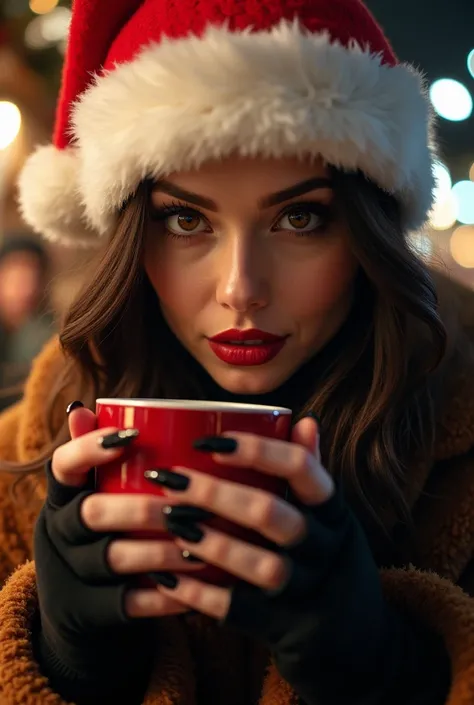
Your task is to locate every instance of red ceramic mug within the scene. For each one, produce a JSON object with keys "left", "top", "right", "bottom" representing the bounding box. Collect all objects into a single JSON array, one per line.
[{"left": 95, "top": 398, "right": 292, "bottom": 585}]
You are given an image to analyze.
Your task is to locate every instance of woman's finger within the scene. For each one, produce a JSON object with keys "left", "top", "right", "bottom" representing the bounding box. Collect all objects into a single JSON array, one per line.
[
  {"left": 212, "top": 425, "right": 334, "bottom": 505},
  {"left": 106, "top": 538, "right": 206, "bottom": 575},
  {"left": 153, "top": 574, "right": 230, "bottom": 620},
  {"left": 80, "top": 493, "right": 169, "bottom": 532},
  {"left": 51, "top": 426, "right": 123, "bottom": 487},
  {"left": 125, "top": 588, "right": 190, "bottom": 618},
  {"left": 154, "top": 470, "right": 305, "bottom": 545},
  {"left": 68, "top": 406, "right": 98, "bottom": 440},
  {"left": 171, "top": 524, "right": 289, "bottom": 591},
  {"left": 291, "top": 416, "right": 320, "bottom": 460}
]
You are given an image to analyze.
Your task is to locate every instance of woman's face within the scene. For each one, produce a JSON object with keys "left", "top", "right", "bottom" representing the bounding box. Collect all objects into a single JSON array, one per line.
[{"left": 145, "top": 156, "right": 358, "bottom": 395}]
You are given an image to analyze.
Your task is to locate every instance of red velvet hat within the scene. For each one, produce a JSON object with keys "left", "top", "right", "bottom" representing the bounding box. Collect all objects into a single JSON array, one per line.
[{"left": 18, "top": 0, "right": 436, "bottom": 245}]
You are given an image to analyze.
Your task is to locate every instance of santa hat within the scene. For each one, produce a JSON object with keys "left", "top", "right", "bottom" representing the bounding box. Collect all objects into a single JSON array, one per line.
[{"left": 18, "top": 0, "right": 436, "bottom": 246}]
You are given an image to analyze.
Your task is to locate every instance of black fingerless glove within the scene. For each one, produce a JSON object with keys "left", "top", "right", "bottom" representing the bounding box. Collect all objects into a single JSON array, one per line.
[
  {"left": 33, "top": 462, "right": 154, "bottom": 705},
  {"left": 223, "top": 491, "right": 450, "bottom": 705}
]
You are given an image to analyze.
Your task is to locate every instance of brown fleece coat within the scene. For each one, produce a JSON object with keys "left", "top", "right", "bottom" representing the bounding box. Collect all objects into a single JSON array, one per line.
[{"left": 2, "top": 281, "right": 474, "bottom": 703}]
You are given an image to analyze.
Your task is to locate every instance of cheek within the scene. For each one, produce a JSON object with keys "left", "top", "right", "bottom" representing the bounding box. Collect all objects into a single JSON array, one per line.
[
  {"left": 144, "top": 239, "right": 209, "bottom": 319},
  {"left": 284, "top": 242, "right": 358, "bottom": 320}
]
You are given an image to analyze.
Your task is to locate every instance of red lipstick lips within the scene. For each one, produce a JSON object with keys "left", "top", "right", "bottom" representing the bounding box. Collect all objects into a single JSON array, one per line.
[{"left": 208, "top": 328, "right": 287, "bottom": 366}]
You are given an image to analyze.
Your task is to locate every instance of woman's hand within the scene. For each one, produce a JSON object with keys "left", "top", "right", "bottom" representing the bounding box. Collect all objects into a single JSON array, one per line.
[
  {"left": 144, "top": 415, "right": 337, "bottom": 616},
  {"left": 145, "top": 416, "right": 390, "bottom": 704},
  {"left": 34, "top": 404, "right": 204, "bottom": 699}
]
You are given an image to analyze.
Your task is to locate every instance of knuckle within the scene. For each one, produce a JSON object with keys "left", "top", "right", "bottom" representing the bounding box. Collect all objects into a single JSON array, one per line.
[
  {"left": 106, "top": 540, "right": 127, "bottom": 573},
  {"left": 153, "top": 542, "right": 172, "bottom": 566},
  {"left": 123, "top": 590, "right": 141, "bottom": 618},
  {"left": 248, "top": 494, "right": 275, "bottom": 532},
  {"left": 246, "top": 436, "right": 265, "bottom": 465},
  {"left": 194, "top": 477, "right": 219, "bottom": 508},
  {"left": 291, "top": 447, "right": 312, "bottom": 477},
  {"left": 133, "top": 496, "right": 160, "bottom": 527},
  {"left": 207, "top": 533, "right": 230, "bottom": 564},
  {"left": 125, "top": 589, "right": 168, "bottom": 619},
  {"left": 181, "top": 582, "right": 202, "bottom": 606},
  {"left": 80, "top": 495, "right": 102, "bottom": 529},
  {"left": 257, "top": 555, "right": 287, "bottom": 590}
]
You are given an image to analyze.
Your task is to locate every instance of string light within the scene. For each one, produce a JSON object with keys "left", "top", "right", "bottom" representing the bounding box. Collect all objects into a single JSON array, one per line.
[
  {"left": 450, "top": 226, "right": 474, "bottom": 268},
  {"left": 0, "top": 102, "right": 22, "bottom": 150},
  {"left": 29, "top": 0, "right": 59, "bottom": 15}
]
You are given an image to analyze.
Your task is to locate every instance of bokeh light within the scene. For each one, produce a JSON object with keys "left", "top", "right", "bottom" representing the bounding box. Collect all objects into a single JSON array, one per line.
[
  {"left": 432, "top": 160, "right": 452, "bottom": 196},
  {"left": 0, "top": 102, "right": 22, "bottom": 150},
  {"left": 451, "top": 181, "right": 474, "bottom": 225},
  {"left": 25, "top": 7, "right": 71, "bottom": 50},
  {"left": 430, "top": 78, "right": 473, "bottom": 121},
  {"left": 468, "top": 50, "right": 474, "bottom": 80},
  {"left": 429, "top": 192, "right": 458, "bottom": 230},
  {"left": 450, "top": 226, "right": 474, "bottom": 268},
  {"left": 29, "top": 0, "right": 59, "bottom": 15}
]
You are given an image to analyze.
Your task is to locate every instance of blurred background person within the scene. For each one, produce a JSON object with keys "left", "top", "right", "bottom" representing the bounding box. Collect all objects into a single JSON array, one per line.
[{"left": 0, "top": 235, "right": 54, "bottom": 410}]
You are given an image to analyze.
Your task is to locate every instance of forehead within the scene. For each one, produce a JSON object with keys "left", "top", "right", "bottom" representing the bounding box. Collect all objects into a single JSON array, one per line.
[{"left": 153, "top": 154, "right": 330, "bottom": 197}]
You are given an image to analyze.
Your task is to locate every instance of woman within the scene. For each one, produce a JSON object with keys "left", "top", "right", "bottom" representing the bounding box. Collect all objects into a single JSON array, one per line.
[{"left": 0, "top": 0, "right": 473, "bottom": 703}]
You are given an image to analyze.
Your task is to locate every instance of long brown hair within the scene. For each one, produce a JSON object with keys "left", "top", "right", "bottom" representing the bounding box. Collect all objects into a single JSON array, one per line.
[{"left": 4, "top": 171, "right": 451, "bottom": 533}]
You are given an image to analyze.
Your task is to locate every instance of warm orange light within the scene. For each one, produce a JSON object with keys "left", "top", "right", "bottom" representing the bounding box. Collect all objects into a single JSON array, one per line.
[
  {"left": 470, "top": 162, "right": 474, "bottom": 182},
  {"left": 450, "top": 226, "right": 474, "bottom": 268},
  {"left": 29, "top": 0, "right": 59, "bottom": 15},
  {"left": 0, "top": 102, "right": 22, "bottom": 150}
]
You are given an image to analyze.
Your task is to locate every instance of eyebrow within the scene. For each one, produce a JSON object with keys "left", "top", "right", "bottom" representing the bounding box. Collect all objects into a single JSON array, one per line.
[{"left": 152, "top": 176, "right": 334, "bottom": 212}]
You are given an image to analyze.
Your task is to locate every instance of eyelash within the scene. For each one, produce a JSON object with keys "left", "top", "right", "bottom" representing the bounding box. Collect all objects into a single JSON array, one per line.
[{"left": 149, "top": 199, "right": 334, "bottom": 240}]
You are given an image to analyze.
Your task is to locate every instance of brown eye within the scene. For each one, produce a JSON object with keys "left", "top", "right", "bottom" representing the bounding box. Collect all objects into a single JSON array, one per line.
[
  {"left": 165, "top": 210, "right": 208, "bottom": 235},
  {"left": 287, "top": 211, "right": 312, "bottom": 229},
  {"left": 276, "top": 208, "right": 322, "bottom": 233},
  {"left": 175, "top": 213, "right": 201, "bottom": 232}
]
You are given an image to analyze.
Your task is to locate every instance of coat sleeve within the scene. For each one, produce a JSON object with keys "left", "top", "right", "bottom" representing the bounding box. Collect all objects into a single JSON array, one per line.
[
  {"left": 378, "top": 566, "right": 474, "bottom": 705},
  {"left": 0, "top": 561, "right": 70, "bottom": 704}
]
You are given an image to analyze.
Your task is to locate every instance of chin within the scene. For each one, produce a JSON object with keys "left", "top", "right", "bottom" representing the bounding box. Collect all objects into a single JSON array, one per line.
[{"left": 208, "top": 365, "right": 293, "bottom": 396}]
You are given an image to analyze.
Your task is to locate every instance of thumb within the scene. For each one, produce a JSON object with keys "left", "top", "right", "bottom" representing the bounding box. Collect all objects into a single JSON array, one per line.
[
  {"left": 291, "top": 414, "right": 320, "bottom": 462},
  {"left": 67, "top": 402, "right": 97, "bottom": 440}
]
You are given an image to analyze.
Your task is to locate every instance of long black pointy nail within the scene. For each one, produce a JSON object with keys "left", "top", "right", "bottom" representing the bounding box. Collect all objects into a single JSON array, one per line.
[
  {"left": 193, "top": 436, "right": 237, "bottom": 453},
  {"left": 99, "top": 429, "right": 139, "bottom": 449},
  {"left": 162, "top": 505, "right": 213, "bottom": 522},
  {"left": 149, "top": 572, "right": 179, "bottom": 589},
  {"left": 144, "top": 469, "right": 190, "bottom": 491},
  {"left": 165, "top": 519, "right": 204, "bottom": 544},
  {"left": 181, "top": 549, "right": 204, "bottom": 564}
]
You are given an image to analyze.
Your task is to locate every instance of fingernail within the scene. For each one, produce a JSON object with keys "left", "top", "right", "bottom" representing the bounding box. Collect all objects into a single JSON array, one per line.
[
  {"left": 149, "top": 572, "right": 179, "bottom": 589},
  {"left": 66, "top": 400, "right": 84, "bottom": 415},
  {"left": 163, "top": 505, "right": 213, "bottom": 522},
  {"left": 193, "top": 437, "right": 237, "bottom": 454},
  {"left": 144, "top": 469, "right": 189, "bottom": 491},
  {"left": 305, "top": 411, "right": 320, "bottom": 424},
  {"left": 98, "top": 429, "right": 139, "bottom": 449},
  {"left": 181, "top": 549, "right": 204, "bottom": 564},
  {"left": 166, "top": 519, "right": 204, "bottom": 543}
]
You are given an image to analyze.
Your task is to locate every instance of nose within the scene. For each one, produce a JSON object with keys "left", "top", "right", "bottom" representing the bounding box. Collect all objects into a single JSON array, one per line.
[{"left": 215, "top": 233, "right": 269, "bottom": 313}]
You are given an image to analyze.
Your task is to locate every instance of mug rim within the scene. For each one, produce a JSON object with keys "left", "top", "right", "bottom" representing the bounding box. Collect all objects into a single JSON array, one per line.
[{"left": 96, "top": 398, "right": 292, "bottom": 414}]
